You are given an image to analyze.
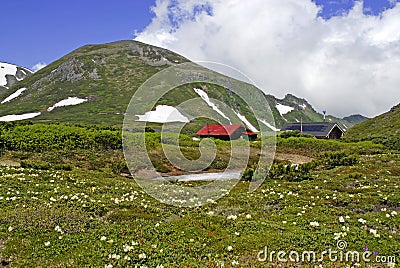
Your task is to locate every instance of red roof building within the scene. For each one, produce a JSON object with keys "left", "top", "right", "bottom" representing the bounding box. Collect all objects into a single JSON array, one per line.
[{"left": 196, "top": 124, "right": 257, "bottom": 140}]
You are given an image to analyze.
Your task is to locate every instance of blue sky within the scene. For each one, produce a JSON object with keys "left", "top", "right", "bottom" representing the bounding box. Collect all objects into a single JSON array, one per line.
[
  {"left": 1, "top": 0, "right": 156, "bottom": 69},
  {"left": 1, "top": 0, "right": 397, "bottom": 70},
  {"left": 314, "top": 0, "right": 399, "bottom": 18}
]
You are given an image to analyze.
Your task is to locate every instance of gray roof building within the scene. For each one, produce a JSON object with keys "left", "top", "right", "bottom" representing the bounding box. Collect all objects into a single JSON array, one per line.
[{"left": 281, "top": 122, "right": 344, "bottom": 139}]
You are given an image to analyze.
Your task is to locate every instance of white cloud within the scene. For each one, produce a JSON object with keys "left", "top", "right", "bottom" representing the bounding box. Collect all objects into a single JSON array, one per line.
[
  {"left": 135, "top": 0, "right": 400, "bottom": 117},
  {"left": 32, "top": 62, "right": 47, "bottom": 72}
]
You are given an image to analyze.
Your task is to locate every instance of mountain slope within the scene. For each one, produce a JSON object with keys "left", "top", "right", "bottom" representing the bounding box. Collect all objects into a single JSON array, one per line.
[
  {"left": 342, "top": 114, "right": 369, "bottom": 125},
  {"left": 345, "top": 103, "right": 400, "bottom": 140},
  {"left": 0, "top": 40, "right": 360, "bottom": 130},
  {"left": 0, "top": 41, "right": 188, "bottom": 125}
]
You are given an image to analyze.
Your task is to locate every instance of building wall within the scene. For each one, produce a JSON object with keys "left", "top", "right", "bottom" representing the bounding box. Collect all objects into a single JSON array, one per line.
[
  {"left": 231, "top": 126, "right": 246, "bottom": 140},
  {"left": 198, "top": 126, "right": 246, "bottom": 140},
  {"left": 328, "top": 126, "right": 343, "bottom": 139}
]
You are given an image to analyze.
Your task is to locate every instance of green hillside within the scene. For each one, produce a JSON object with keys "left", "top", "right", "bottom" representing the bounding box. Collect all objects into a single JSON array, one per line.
[
  {"left": 345, "top": 104, "right": 400, "bottom": 140},
  {"left": 0, "top": 41, "right": 188, "bottom": 126}
]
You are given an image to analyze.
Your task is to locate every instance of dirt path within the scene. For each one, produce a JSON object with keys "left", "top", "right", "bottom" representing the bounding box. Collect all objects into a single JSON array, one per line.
[
  {"left": 0, "top": 160, "right": 20, "bottom": 167},
  {"left": 274, "top": 153, "right": 313, "bottom": 164}
]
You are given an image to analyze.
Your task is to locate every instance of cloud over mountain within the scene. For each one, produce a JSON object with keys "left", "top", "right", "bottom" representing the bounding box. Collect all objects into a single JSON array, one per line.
[{"left": 135, "top": 0, "right": 400, "bottom": 117}]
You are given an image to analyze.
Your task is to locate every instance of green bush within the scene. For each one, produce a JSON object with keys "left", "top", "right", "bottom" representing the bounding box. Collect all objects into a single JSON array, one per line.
[
  {"left": 111, "top": 161, "right": 129, "bottom": 174},
  {"left": 209, "top": 157, "right": 228, "bottom": 170},
  {"left": 54, "top": 163, "right": 73, "bottom": 171},
  {"left": 268, "top": 161, "right": 318, "bottom": 181},
  {"left": 241, "top": 160, "right": 318, "bottom": 182},
  {"left": 20, "top": 160, "right": 73, "bottom": 171},
  {"left": 20, "top": 161, "right": 51, "bottom": 170},
  {"left": 279, "top": 130, "right": 314, "bottom": 139},
  {"left": 240, "top": 165, "right": 255, "bottom": 182},
  {"left": 371, "top": 136, "right": 400, "bottom": 151},
  {"left": 0, "top": 123, "right": 122, "bottom": 152},
  {"left": 322, "top": 151, "right": 359, "bottom": 169}
]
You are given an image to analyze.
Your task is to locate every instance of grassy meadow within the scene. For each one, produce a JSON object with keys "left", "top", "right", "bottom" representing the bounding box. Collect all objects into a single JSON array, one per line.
[{"left": 0, "top": 123, "right": 399, "bottom": 267}]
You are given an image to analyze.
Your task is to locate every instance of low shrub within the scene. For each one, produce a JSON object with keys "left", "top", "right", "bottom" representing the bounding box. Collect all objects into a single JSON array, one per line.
[
  {"left": 20, "top": 161, "right": 51, "bottom": 170},
  {"left": 20, "top": 160, "right": 73, "bottom": 171},
  {"left": 322, "top": 151, "right": 359, "bottom": 169},
  {"left": 279, "top": 130, "right": 314, "bottom": 139}
]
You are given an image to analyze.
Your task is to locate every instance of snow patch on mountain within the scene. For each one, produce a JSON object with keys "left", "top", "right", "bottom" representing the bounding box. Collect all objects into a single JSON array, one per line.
[
  {"left": 136, "top": 105, "right": 189, "bottom": 123},
  {"left": 193, "top": 88, "right": 232, "bottom": 124},
  {"left": 260, "top": 120, "right": 280, "bottom": 132},
  {"left": 276, "top": 103, "right": 294, "bottom": 116},
  {"left": 234, "top": 111, "right": 258, "bottom": 132},
  {"left": 47, "top": 97, "right": 87, "bottom": 111},
  {"left": 0, "top": 112, "right": 41, "bottom": 122},
  {"left": 1, "top": 88, "right": 27, "bottom": 104},
  {"left": 0, "top": 62, "right": 17, "bottom": 87}
]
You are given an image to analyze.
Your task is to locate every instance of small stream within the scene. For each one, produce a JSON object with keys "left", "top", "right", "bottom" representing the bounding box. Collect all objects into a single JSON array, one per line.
[{"left": 162, "top": 170, "right": 242, "bottom": 181}]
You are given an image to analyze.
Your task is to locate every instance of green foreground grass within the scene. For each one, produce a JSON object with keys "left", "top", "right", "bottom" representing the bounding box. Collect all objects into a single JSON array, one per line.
[
  {"left": 1, "top": 153, "right": 399, "bottom": 267},
  {"left": 0, "top": 124, "right": 399, "bottom": 267}
]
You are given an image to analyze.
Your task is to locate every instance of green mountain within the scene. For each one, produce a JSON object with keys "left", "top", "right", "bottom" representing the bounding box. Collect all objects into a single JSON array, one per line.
[
  {"left": 0, "top": 40, "right": 361, "bottom": 131},
  {"left": 0, "top": 41, "right": 188, "bottom": 126},
  {"left": 345, "top": 104, "right": 400, "bottom": 140},
  {"left": 342, "top": 114, "right": 369, "bottom": 125}
]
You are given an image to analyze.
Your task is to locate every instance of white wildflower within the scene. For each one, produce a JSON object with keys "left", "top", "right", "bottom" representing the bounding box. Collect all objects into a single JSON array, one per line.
[
  {"left": 123, "top": 244, "right": 133, "bottom": 252},
  {"left": 369, "top": 229, "right": 380, "bottom": 238},
  {"left": 310, "top": 221, "right": 320, "bottom": 227},
  {"left": 227, "top": 215, "right": 237, "bottom": 220},
  {"left": 111, "top": 253, "right": 120, "bottom": 259},
  {"left": 358, "top": 218, "right": 367, "bottom": 224}
]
